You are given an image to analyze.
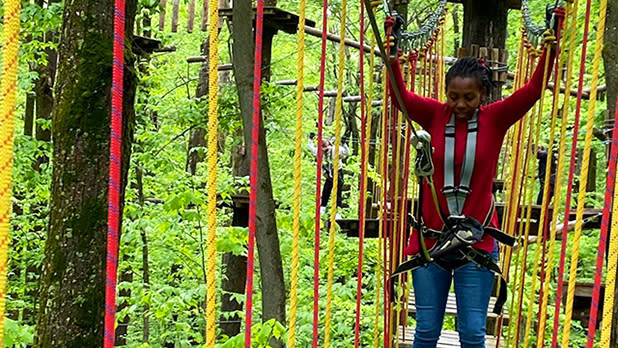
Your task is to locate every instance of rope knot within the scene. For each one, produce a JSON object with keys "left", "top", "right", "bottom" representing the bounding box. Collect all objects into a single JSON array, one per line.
[
  {"left": 384, "top": 16, "right": 395, "bottom": 28},
  {"left": 553, "top": 6, "right": 566, "bottom": 20}
]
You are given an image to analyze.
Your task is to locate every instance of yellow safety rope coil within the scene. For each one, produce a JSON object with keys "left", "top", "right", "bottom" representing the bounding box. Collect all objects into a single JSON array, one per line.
[
  {"left": 324, "top": 0, "right": 347, "bottom": 345},
  {"left": 521, "top": 41, "right": 553, "bottom": 348},
  {"left": 0, "top": 0, "right": 21, "bottom": 342},
  {"left": 287, "top": 0, "right": 306, "bottom": 346},
  {"left": 205, "top": 0, "right": 220, "bottom": 345},
  {"left": 536, "top": 6, "right": 577, "bottom": 343}
]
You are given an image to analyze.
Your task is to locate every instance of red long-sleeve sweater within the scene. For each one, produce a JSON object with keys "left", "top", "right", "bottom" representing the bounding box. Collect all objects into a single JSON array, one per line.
[{"left": 390, "top": 51, "right": 555, "bottom": 256}]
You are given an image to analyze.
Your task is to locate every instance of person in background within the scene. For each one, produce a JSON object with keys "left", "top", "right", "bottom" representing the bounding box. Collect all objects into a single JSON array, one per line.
[
  {"left": 536, "top": 145, "right": 557, "bottom": 205},
  {"left": 308, "top": 133, "right": 350, "bottom": 219}
]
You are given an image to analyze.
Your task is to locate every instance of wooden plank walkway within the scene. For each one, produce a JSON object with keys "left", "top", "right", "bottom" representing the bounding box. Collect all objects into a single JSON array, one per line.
[
  {"left": 398, "top": 326, "right": 500, "bottom": 348},
  {"left": 407, "top": 292, "right": 507, "bottom": 321}
]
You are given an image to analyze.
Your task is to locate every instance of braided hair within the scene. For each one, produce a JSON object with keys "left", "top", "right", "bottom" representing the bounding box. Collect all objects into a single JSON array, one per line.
[{"left": 445, "top": 57, "right": 494, "bottom": 97}]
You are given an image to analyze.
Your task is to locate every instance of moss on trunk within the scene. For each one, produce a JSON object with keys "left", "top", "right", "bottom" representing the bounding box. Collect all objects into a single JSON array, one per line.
[{"left": 34, "top": 1, "right": 137, "bottom": 347}]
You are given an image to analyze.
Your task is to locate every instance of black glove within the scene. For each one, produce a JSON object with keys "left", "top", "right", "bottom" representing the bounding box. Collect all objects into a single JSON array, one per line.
[
  {"left": 341, "top": 136, "right": 348, "bottom": 146},
  {"left": 545, "top": 5, "right": 561, "bottom": 33},
  {"left": 385, "top": 12, "right": 404, "bottom": 56}
]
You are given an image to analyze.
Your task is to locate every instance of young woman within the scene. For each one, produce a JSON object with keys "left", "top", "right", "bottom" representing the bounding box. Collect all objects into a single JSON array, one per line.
[{"left": 388, "top": 11, "right": 563, "bottom": 348}]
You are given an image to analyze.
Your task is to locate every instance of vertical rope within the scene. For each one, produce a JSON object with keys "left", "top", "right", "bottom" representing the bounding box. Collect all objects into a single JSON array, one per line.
[
  {"left": 512, "top": 49, "right": 542, "bottom": 348},
  {"left": 588, "top": 47, "right": 618, "bottom": 348},
  {"left": 504, "top": 33, "right": 529, "bottom": 348},
  {"left": 287, "top": 0, "right": 306, "bottom": 346},
  {"left": 244, "top": 0, "right": 264, "bottom": 346},
  {"left": 353, "top": 1, "right": 368, "bottom": 346},
  {"left": 598, "top": 101, "right": 618, "bottom": 348},
  {"left": 205, "top": 0, "right": 220, "bottom": 345},
  {"left": 324, "top": 0, "right": 347, "bottom": 345},
  {"left": 561, "top": 0, "right": 606, "bottom": 344},
  {"left": 313, "top": 0, "right": 329, "bottom": 346},
  {"left": 521, "top": 43, "right": 553, "bottom": 348},
  {"left": 535, "top": 12, "right": 568, "bottom": 346},
  {"left": 104, "top": 0, "right": 125, "bottom": 345},
  {"left": 0, "top": 0, "right": 21, "bottom": 343},
  {"left": 550, "top": 1, "right": 585, "bottom": 344}
]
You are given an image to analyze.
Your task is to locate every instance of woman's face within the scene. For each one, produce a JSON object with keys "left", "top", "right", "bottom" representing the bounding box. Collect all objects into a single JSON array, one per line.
[{"left": 446, "top": 77, "right": 485, "bottom": 120}]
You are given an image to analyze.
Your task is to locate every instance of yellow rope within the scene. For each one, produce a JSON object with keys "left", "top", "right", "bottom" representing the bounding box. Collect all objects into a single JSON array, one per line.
[
  {"left": 521, "top": 42, "right": 553, "bottom": 348},
  {"left": 510, "top": 47, "right": 545, "bottom": 348},
  {"left": 0, "top": 0, "right": 21, "bottom": 342},
  {"left": 505, "top": 36, "right": 530, "bottom": 347},
  {"left": 563, "top": 0, "right": 607, "bottom": 340},
  {"left": 581, "top": 0, "right": 613, "bottom": 343},
  {"left": 205, "top": 0, "right": 219, "bottom": 345},
  {"left": 602, "top": 149, "right": 618, "bottom": 348},
  {"left": 324, "top": 0, "right": 347, "bottom": 344},
  {"left": 536, "top": 7, "right": 577, "bottom": 344},
  {"left": 369, "top": 22, "right": 383, "bottom": 348},
  {"left": 287, "top": 0, "right": 306, "bottom": 345},
  {"left": 374, "top": 39, "right": 388, "bottom": 348}
]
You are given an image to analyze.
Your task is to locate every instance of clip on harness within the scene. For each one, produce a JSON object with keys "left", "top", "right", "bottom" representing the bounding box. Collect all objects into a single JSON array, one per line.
[{"left": 391, "top": 110, "right": 517, "bottom": 314}]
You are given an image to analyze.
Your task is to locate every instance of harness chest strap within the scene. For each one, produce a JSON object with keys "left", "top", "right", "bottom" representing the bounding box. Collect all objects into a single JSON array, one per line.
[{"left": 443, "top": 110, "right": 478, "bottom": 216}]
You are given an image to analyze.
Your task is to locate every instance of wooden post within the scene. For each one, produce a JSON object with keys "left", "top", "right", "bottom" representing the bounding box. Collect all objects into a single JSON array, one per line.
[
  {"left": 187, "top": 0, "right": 196, "bottom": 33},
  {"left": 171, "top": 0, "right": 180, "bottom": 33},
  {"left": 202, "top": 0, "right": 208, "bottom": 31},
  {"left": 159, "top": 0, "right": 167, "bottom": 31}
]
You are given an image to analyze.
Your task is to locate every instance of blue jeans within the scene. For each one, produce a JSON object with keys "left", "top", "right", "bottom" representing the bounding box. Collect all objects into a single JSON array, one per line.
[{"left": 411, "top": 248, "right": 498, "bottom": 348}]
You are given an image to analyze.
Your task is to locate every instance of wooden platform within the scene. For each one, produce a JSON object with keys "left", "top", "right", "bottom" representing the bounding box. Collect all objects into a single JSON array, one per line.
[{"left": 398, "top": 326, "right": 500, "bottom": 348}]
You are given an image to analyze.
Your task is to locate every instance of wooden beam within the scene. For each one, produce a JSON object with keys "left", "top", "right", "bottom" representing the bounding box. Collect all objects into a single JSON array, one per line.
[{"left": 304, "top": 25, "right": 380, "bottom": 56}]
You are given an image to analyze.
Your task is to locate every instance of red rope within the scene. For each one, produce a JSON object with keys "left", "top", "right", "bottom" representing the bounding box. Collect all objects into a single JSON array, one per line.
[
  {"left": 353, "top": 2, "right": 367, "bottom": 346},
  {"left": 313, "top": 0, "right": 328, "bottom": 346},
  {"left": 587, "top": 99, "right": 618, "bottom": 346},
  {"left": 245, "top": 0, "right": 265, "bottom": 346},
  {"left": 550, "top": 4, "right": 591, "bottom": 345},
  {"left": 104, "top": 0, "right": 125, "bottom": 346}
]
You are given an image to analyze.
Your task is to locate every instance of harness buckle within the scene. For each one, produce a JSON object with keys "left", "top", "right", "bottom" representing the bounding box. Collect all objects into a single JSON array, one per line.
[{"left": 441, "top": 185, "right": 457, "bottom": 195}]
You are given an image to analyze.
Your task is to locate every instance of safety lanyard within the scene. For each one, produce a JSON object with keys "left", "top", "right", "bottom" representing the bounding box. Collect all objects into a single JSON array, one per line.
[{"left": 442, "top": 110, "right": 479, "bottom": 216}]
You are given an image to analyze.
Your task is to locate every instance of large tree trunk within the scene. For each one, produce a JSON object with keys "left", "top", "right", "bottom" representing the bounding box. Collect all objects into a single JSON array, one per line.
[
  {"left": 606, "top": 0, "right": 618, "bottom": 345},
  {"left": 462, "top": 0, "right": 508, "bottom": 100},
  {"left": 232, "top": 1, "right": 285, "bottom": 346},
  {"left": 34, "top": 0, "right": 138, "bottom": 346}
]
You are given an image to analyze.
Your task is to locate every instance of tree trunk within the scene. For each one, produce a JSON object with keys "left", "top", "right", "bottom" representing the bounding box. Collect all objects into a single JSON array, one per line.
[
  {"left": 232, "top": 1, "right": 285, "bottom": 346},
  {"left": 452, "top": 5, "right": 460, "bottom": 55},
  {"left": 606, "top": 0, "right": 618, "bottom": 345},
  {"left": 34, "top": 0, "right": 138, "bottom": 346},
  {"left": 461, "top": 0, "right": 508, "bottom": 100}
]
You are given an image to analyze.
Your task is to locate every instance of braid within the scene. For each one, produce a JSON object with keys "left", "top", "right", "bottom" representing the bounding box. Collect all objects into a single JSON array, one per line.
[{"left": 445, "top": 57, "right": 494, "bottom": 95}]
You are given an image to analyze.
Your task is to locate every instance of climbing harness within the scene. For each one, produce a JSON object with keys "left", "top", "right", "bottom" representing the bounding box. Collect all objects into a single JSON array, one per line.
[{"left": 390, "top": 109, "right": 517, "bottom": 314}]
